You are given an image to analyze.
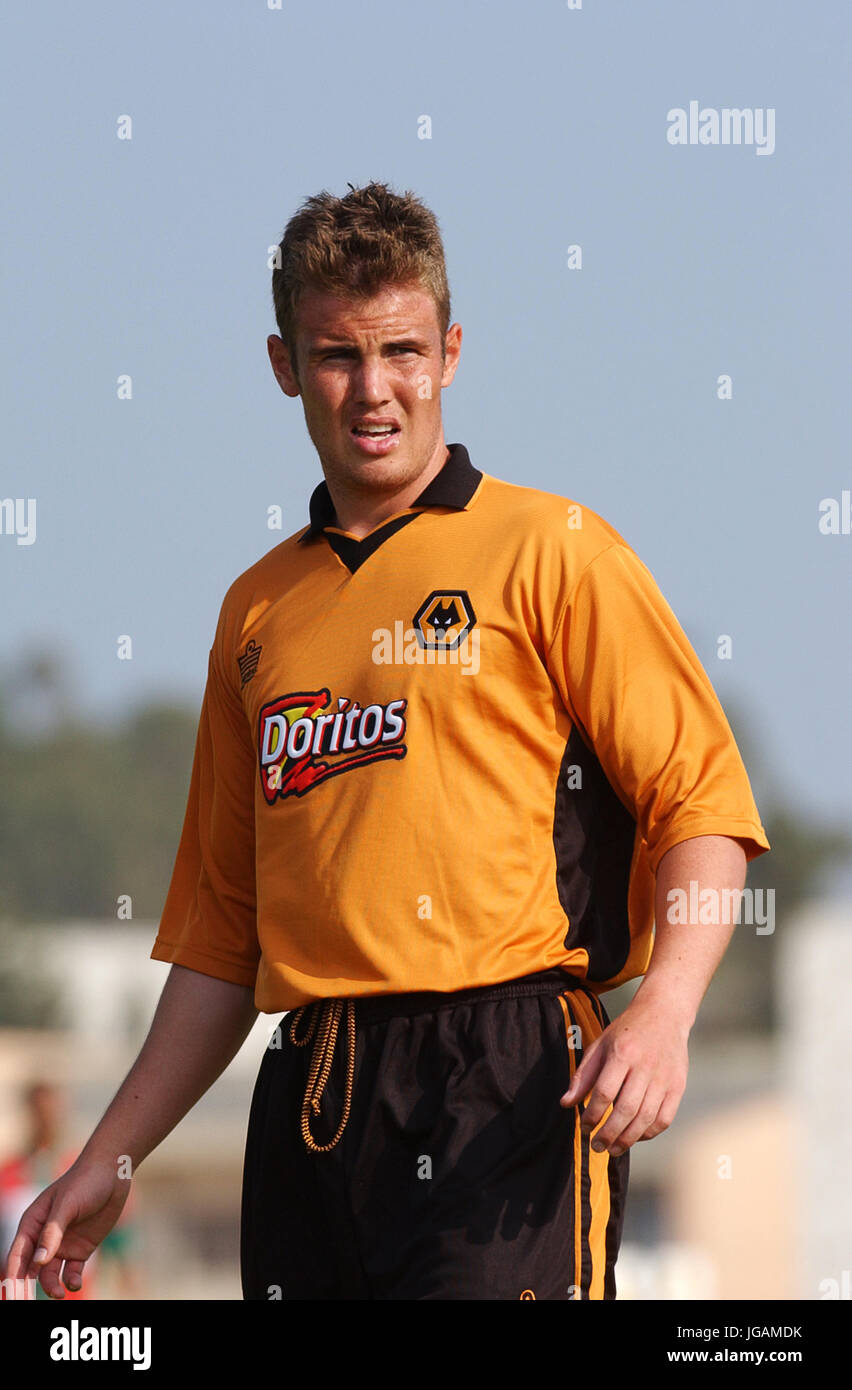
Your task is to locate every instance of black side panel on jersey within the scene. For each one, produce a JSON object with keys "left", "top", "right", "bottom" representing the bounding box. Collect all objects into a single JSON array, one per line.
[{"left": 552, "top": 726, "right": 636, "bottom": 981}]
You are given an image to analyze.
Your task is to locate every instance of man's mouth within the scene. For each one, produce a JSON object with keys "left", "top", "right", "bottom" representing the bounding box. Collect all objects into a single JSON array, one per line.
[
  {"left": 349, "top": 420, "right": 402, "bottom": 454},
  {"left": 350, "top": 423, "right": 401, "bottom": 438}
]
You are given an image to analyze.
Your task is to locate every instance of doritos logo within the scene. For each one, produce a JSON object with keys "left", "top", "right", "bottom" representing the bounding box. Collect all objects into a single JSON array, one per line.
[
  {"left": 258, "top": 688, "right": 407, "bottom": 803},
  {"left": 413, "top": 590, "right": 476, "bottom": 650}
]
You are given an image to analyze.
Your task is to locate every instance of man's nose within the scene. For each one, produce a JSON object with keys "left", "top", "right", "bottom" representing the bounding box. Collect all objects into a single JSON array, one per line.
[{"left": 352, "top": 354, "right": 392, "bottom": 402}]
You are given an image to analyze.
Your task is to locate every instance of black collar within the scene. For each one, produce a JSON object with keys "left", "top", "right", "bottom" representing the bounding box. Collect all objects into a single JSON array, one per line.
[{"left": 297, "top": 442, "right": 482, "bottom": 544}]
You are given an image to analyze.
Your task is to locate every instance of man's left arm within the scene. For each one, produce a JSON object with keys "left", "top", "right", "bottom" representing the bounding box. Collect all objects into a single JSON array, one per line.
[{"left": 560, "top": 833, "right": 747, "bottom": 1155}]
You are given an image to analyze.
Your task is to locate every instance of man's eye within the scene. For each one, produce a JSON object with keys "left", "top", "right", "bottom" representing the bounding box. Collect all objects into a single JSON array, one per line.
[{"left": 319, "top": 346, "right": 415, "bottom": 361}]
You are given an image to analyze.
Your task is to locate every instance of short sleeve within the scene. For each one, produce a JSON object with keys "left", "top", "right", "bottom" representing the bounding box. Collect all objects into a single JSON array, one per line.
[
  {"left": 150, "top": 643, "right": 260, "bottom": 987},
  {"left": 545, "top": 542, "right": 770, "bottom": 876}
]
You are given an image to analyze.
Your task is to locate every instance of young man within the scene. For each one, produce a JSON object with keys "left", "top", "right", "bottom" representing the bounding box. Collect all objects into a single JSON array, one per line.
[{"left": 3, "top": 182, "right": 769, "bottom": 1301}]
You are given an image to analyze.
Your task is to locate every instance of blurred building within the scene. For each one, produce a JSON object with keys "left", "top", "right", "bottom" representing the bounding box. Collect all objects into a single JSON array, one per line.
[{"left": 0, "top": 921, "right": 272, "bottom": 1299}]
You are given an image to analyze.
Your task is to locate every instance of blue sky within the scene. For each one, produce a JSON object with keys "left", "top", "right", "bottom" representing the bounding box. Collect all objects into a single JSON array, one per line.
[{"left": 2, "top": 0, "right": 849, "bottom": 841}]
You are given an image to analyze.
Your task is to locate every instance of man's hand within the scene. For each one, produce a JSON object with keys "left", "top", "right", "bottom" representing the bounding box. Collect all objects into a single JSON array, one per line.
[
  {"left": 559, "top": 991, "right": 690, "bottom": 1155},
  {"left": 3, "top": 1159, "right": 131, "bottom": 1299},
  {"left": 559, "top": 834, "right": 750, "bottom": 1156}
]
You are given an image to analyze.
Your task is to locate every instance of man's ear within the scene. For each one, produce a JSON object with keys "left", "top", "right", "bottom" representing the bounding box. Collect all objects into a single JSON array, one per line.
[
  {"left": 440, "top": 321, "right": 462, "bottom": 388},
  {"left": 268, "top": 334, "right": 301, "bottom": 397}
]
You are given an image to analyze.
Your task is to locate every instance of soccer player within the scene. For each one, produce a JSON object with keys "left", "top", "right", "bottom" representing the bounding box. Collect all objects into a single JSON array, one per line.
[{"left": 2, "top": 182, "right": 769, "bottom": 1301}]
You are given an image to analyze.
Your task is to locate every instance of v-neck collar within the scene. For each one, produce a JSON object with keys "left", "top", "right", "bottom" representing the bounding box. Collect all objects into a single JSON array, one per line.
[{"left": 296, "top": 442, "right": 482, "bottom": 575}]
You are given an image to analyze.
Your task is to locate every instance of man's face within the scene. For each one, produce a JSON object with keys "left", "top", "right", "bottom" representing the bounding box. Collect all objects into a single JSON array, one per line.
[{"left": 268, "top": 282, "right": 461, "bottom": 499}]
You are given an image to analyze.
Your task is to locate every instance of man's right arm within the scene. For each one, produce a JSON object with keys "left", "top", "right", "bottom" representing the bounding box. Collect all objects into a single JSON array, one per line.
[{"left": 3, "top": 963, "right": 258, "bottom": 1299}]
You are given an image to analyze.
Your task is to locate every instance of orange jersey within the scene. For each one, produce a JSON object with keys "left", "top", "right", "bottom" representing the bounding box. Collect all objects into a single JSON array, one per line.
[{"left": 151, "top": 443, "right": 769, "bottom": 1008}]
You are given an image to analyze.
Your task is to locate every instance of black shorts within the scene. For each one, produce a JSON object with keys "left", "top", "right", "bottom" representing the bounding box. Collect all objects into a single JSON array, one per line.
[{"left": 240, "top": 967, "right": 629, "bottom": 1301}]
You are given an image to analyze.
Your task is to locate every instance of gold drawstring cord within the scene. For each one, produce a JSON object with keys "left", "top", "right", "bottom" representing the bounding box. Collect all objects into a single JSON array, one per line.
[{"left": 288, "top": 998, "right": 356, "bottom": 1153}]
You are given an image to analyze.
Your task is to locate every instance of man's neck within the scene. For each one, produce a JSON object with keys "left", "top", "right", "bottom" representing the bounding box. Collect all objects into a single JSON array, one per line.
[{"left": 325, "top": 442, "right": 450, "bottom": 540}]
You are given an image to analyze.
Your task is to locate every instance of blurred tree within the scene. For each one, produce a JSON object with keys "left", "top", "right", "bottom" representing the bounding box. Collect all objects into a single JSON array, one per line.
[
  {"left": 0, "top": 920, "right": 62, "bottom": 1026},
  {"left": 0, "top": 652, "right": 198, "bottom": 923}
]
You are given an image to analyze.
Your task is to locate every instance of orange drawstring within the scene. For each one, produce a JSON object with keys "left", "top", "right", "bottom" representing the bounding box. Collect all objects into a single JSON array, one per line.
[{"left": 288, "top": 998, "right": 356, "bottom": 1152}]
